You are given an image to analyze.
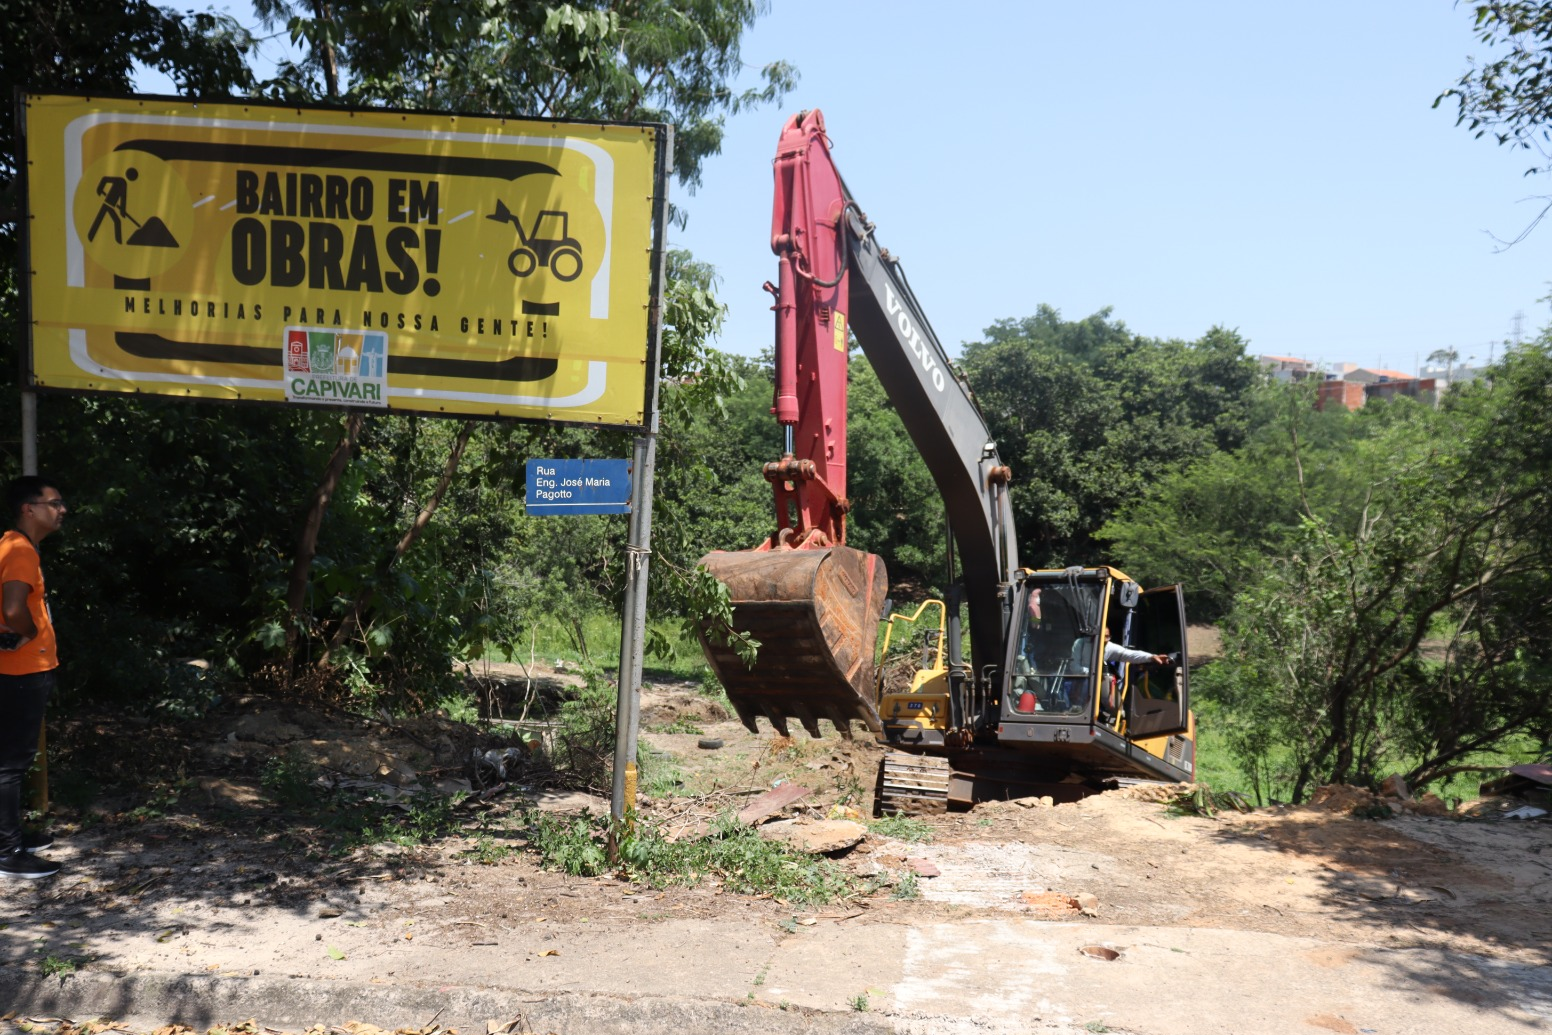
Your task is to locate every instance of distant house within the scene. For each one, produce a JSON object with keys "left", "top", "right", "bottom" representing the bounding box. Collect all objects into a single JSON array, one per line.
[
  {"left": 1259, "top": 355, "right": 1320, "bottom": 382},
  {"left": 1365, "top": 377, "right": 1440, "bottom": 405},
  {"left": 1316, "top": 381, "right": 1365, "bottom": 411},
  {"left": 1317, "top": 376, "right": 1440, "bottom": 412},
  {"left": 1343, "top": 367, "right": 1415, "bottom": 385}
]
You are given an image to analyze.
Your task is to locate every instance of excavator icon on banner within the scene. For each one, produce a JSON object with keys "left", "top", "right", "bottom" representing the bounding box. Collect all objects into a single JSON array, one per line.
[{"left": 486, "top": 200, "right": 583, "bottom": 282}]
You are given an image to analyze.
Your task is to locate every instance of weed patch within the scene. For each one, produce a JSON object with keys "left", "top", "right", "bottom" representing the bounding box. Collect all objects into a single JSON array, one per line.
[
  {"left": 40, "top": 954, "right": 88, "bottom": 979},
  {"left": 868, "top": 814, "right": 933, "bottom": 842},
  {"left": 529, "top": 812, "right": 862, "bottom": 905},
  {"left": 461, "top": 834, "right": 514, "bottom": 865},
  {"left": 638, "top": 746, "right": 688, "bottom": 798},
  {"left": 261, "top": 752, "right": 322, "bottom": 807},
  {"left": 646, "top": 717, "right": 705, "bottom": 735}
]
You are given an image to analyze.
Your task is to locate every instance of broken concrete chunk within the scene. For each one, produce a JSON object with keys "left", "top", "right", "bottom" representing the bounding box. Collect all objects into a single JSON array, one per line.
[
  {"left": 1379, "top": 774, "right": 1411, "bottom": 800},
  {"left": 231, "top": 713, "right": 306, "bottom": 745},
  {"left": 759, "top": 818, "right": 866, "bottom": 854}
]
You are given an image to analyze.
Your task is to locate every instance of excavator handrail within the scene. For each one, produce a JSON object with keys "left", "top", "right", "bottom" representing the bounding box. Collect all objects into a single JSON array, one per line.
[{"left": 875, "top": 598, "right": 949, "bottom": 700}]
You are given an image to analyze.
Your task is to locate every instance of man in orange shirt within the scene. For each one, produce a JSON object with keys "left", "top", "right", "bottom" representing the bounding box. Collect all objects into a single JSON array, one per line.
[{"left": 0, "top": 476, "right": 66, "bottom": 879}]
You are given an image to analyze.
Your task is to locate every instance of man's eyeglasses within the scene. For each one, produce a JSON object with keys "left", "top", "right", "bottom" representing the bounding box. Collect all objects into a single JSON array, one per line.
[{"left": 26, "top": 499, "right": 66, "bottom": 510}]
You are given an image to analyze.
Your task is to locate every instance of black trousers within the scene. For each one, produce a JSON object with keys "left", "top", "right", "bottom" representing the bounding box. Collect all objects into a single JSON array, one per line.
[{"left": 0, "top": 669, "right": 54, "bottom": 853}]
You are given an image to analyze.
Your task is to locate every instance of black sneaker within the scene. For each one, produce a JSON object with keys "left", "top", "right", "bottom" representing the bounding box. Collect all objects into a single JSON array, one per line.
[
  {"left": 0, "top": 849, "right": 59, "bottom": 880},
  {"left": 21, "top": 830, "right": 52, "bottom": 854}
]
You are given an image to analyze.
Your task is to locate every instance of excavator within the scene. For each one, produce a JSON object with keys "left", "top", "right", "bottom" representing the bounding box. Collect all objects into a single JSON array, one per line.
[{"left": 697, "top": 110, "right": 1196, "bottom": 812}]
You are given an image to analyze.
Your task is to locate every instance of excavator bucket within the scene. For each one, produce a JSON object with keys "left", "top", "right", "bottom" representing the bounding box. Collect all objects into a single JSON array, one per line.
[{"left": 697, "top": 546, "right": 888, "bottom": 739}]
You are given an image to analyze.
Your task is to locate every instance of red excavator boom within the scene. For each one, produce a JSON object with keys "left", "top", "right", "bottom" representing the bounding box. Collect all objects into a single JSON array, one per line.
[
  {"left": 697, "top": 111, "right": 887, "bottom": 738},
  {"left": 766, "top": 109, "right": 853, "bottom": 547}
]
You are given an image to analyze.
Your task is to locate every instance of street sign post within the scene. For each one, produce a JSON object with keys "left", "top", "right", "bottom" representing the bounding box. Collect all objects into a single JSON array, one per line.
[{"left": 525, "top": 458, "right": 631, "bottom": 515}]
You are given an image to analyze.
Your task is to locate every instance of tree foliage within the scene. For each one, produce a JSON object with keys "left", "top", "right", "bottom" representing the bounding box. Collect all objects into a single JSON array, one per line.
[
  {"left": 1437, "top": 2, "right": 1552, "bottom": 242},
  {"left": 1115, "top": 353, "right": 1552, "bottom": 801},
  {"left": 251, "top": 0, "right": 795, "bottom": 194},
  {"left": 960, "top": 306, "right": 1261, "bottom": 568},
  {"left": 1102, "top": 385, "right": 1385, "bottom": 621},
  {"left": 1439, "top": 2, "right": 1552, "bottom": 174}
]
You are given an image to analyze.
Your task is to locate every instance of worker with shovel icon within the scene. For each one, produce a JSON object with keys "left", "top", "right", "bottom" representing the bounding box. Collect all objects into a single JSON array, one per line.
[
  {"left": 87, "top": 169, "right": 138, "bottom": 244},
  {"left": 86, "top": 168, "right": 179, "bottom": 248}
]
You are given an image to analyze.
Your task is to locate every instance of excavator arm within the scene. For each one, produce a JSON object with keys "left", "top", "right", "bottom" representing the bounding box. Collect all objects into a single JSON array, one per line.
[
  {"left": 842, "top": 187, "right": 1020, "bottom": 682},
  {"left": 699, "top": 109, "right": 1019, "bottom": 739}
]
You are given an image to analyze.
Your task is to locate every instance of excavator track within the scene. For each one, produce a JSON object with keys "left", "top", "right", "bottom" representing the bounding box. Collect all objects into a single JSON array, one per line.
[{"left": 874, "top": 751, "right": 952, "bottom": 816}]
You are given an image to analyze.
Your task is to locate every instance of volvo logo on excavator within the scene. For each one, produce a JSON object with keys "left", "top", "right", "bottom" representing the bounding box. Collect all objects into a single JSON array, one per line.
[{"left": 885, "top": 284, "right": 947, "bottom": 393}]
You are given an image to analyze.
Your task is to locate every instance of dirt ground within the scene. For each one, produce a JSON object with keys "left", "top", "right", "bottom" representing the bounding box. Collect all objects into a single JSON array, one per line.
[{"left": 4, "top": 661, "right": 1550, "bottom": 1002}]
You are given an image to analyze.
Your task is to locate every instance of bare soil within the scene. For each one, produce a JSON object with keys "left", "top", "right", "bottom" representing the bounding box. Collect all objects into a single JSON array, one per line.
[{"left": 6, "top": 662, "right": 1550, "bottom": 992}]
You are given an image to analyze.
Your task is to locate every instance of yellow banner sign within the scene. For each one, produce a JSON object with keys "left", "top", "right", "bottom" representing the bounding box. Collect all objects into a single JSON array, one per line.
[{"left": 23, "top": 94, "right": 665, "bottom": 426}]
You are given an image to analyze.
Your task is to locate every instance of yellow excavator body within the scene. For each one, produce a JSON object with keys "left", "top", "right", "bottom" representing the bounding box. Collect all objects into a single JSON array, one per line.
[{"left": 875, "top": 600, "right": 952, "bottom": 736}]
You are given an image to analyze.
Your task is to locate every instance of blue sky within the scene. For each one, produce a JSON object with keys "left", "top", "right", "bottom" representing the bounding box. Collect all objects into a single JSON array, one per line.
[
  {"left": 668, "top": 1, "right": 1551, "bottom": 375},
  {"left": 146, "top": 2, "right": 1549, "bottom": 375}
]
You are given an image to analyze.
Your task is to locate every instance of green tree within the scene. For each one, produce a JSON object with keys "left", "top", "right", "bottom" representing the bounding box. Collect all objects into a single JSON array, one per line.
[
  {"left": 960, "top": 306, "right": 1261, "bottom": 568},
  {"left": 1188, "top": 351, "right": 1552, "bottom": 800},
  {"left": 1437, "top": 2, "right": 1552, "bottom": 241},
  {"left": 1101, "top": 382, "right": 1383, "bottom": 621},
  {"left": 1439, "top": 2, "right": 1552, "bottom": 174},
  {"left": 252, "top": 0, "right": 795, "bottom": 196}
]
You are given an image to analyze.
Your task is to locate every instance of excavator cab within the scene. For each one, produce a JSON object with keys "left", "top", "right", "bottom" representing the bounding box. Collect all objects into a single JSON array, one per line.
[{"left": 999, "top": 568, "right": 1196, "bottom": 783}]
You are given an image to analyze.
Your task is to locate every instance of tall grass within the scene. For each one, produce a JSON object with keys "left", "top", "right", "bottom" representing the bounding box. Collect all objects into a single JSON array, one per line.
[{"left": 482, "top": 611, "right": 712, "bottom": 679}]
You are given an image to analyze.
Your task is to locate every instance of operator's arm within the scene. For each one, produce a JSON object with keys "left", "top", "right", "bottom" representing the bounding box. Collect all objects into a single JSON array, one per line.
[
  {"left": 1104, "top": 641, "right": 1166, "bottom": 666},
  {"left": 2, "top": 580, "right": 37, "bottom": 639}
]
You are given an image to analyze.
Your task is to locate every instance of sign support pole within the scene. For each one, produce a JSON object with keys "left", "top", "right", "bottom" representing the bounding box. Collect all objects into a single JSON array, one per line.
[
  {"left": 21, "top": 391, "right": 37, "bottom": 475},
  {"left": 611, "top": 428, "right": 657, "bottom": 825},
  {"left": 21, "top": 390, "right": 48, "bottom": 815},
  {"left": 611, "top": 126, "right": 672, "bottom": 828}
]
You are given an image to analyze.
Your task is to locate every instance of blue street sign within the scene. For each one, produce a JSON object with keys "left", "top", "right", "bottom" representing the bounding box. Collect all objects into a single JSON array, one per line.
[{"left": 526, "top": 459, "right": 632, "bottom": 515}]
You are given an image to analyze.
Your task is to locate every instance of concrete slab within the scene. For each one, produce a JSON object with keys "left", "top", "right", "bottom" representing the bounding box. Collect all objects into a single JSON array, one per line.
[{"left": 9, "top": 914, "right": 1551, "bottom": 1035}]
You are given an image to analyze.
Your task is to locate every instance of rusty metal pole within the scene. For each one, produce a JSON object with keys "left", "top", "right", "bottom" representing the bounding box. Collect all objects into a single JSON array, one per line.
[
  {"left": 22, "top": 391, "right": 36, "bottom": 475},
  {"left": 21, "top": 390, "right": 48, "bottom": 814},
  {"left": 610, "top": 126, "right": 671, "bottom": 830},
  {"left": 610, "top": 428, "right": 657, "bottom": 827}
]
